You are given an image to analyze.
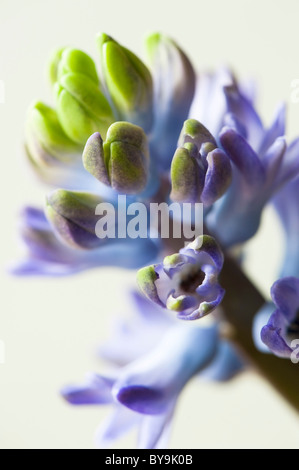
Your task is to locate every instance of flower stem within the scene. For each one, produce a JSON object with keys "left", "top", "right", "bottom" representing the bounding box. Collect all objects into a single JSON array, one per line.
[{"left": 220, "top": 253, "right": 299, "bottom": 413}]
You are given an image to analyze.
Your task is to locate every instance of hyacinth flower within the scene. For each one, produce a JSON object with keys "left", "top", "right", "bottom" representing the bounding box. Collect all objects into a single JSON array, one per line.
[
  {"left": 170, "top": 119, "right": 232, "bottom": 206},
  {"left": 61, "top": 291, "right": 244, "bottom": 449},
  {"left": 11, "top": 201, "right": 160, "bottom": 276},
  {"left": 137, "top": 235, "right": 225, "bottom": 320},
  {"left": 205, "top": 83, "right": 299, "bottom": 247},
  {"left": 13, "top": 29, "right": 299, "bottom": 449},
  {"left": 253, "top": 176, "right": 299, "bottom": 353}
]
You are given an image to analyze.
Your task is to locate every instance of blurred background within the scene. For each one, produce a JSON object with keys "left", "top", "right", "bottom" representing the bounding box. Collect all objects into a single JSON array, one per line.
[{"left": 1, "top": 0, "right": 299, "bottom": 449}]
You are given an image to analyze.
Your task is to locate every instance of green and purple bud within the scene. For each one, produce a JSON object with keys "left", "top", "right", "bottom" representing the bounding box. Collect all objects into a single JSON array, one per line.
[
  {"left": 170, "top": 119, "right": 232, "bottom": 206},
  {"left": 97, "top": 33, "right": 153, "bottom": 132},
  {"left": 82, "top": 121, "right": 149, "bottom": 194},
  {"left": 45, "top": 189, "right": 104, "bottom": 249}
]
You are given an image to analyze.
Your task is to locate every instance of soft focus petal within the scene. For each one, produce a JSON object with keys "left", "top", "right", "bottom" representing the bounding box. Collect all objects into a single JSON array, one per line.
[
  {"left": 113, "top": 323, "right": 218, "bottom": 414},
  {"left": 95, "top": 406, "right": 140, "bottom": 449},
  {"left": 219, "top": 127, "right": 265, "bottom": 190},
  {"left": 146, "top": 33, "right": 196, "bottom": 170},
  {"left": 137, "top": 402, "right": 175, "bottom": 449},
  {"left": 199, "top": 341, "right": 245, "bottom": 381},
  {"left": 61, "top": 373, "right": 115, "bottom": 405},
  {"left": 223, "top": 84, "right": 264, "bottom": 151}
]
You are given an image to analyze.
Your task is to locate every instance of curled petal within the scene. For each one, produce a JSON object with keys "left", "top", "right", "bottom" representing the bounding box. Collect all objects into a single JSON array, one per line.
[
  {"left": 137, "top": 265, "right": 163, "bottom": 307},
  {"left": 261, "top": 277, "right": 299, "bottom": 358},
  {"left": 271, "top": 277, "right": 299, "bottom": 321},
  {"left": 261, "top": 310, "right": 293, "bottom": 358},
  {"left": 200, "top": 148, "right": 232, "bottom": 206},
  {"left": 219, "top": 126, "right": 265, "bottom": 189}
]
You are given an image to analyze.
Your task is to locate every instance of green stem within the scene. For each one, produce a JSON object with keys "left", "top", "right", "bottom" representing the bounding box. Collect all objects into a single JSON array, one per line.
[{"left": 220, "top": 253, "right": 299, "bottom": 413}]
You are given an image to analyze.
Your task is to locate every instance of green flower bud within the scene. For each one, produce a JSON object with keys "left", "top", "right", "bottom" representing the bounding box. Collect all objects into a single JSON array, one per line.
[
  {"left": 54, "top": 72, "right": 115, "bottom": 144},
  {"left": 170, "top": 143, "right": 204, "bottom": 203},
  {"left": 179, "top": 119, "right": 217, "bottom": 150},
  {"left": 96, "top": 33, "right": 153, "bottom": 132},
  {"left": 136, "top": 265, "right": 163, "bottom": 306},
  {"left": 45, "top": 189, "right": 103, "bottom": 249},
  {"left": 83, "top": 122, "right": 149, "bottom": 194},
  {"left": 48, "top": 47, "right": 99, "bottom": 86}
]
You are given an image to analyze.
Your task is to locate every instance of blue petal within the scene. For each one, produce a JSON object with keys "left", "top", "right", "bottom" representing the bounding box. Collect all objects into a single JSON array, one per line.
[
  {"left": 261, "top": 310, "right": 293, "bottom": 358},
  {"left": 258, "top": 103, "right": 286, "bottom": 157},
  {"left": 149, "top": 36, "right": 196, "bottom": 171},
  {"left": 199, "top": 340, "right": 245, "bottom": 382},
  {"left": 61, "top": 374, "right": 115, "bottom": 405},
  {"left": 271, "top": 277, "right": 299, "bottom": 321},
  {"left": 219, "top": 127, "right": 265, "bottom": 189},
  {"left": 223, "top": 85, "right": 264, "bottom": 151}
]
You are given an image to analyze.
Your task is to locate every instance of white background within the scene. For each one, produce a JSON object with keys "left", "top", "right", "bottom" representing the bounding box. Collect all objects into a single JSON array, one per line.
[{"left": 1, "top": 0, "right": 299, "bottom": 449}]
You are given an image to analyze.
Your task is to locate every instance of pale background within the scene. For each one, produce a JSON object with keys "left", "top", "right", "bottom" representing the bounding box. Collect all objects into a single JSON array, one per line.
[{"left": 1, "top": 0, "right": 299, "bottom": 449}]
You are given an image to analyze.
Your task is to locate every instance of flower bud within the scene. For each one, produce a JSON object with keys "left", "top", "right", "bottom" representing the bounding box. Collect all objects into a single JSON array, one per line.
[
  {"left": 97, "top": 33, "right": 153, "bottom": 132},
  {"left": 48, "top": 47, "right": 99, "bottom": 86},
  {"left": 25, "top": 101, "right": 80, "bottom": 168},
  {"left": 83, "top": 122, "right": 149, "bottom": 194},
  {"left": 178, "top": 118, "right": 217, "bottom": 149},
  {"left": 170, "top": 143, "right": 205, "bottom": 203},
  {"left": 54, "top": 72, "right": 115, "bottom": 144},
  {"left": 45, "top": 189, "right": 103, "bottom": 249},
  {"left": 170, "top": 119, "right": 232, "bottom": 206},
  {"left": 145, "top": 33, "right": 196, "bottom": 170}
]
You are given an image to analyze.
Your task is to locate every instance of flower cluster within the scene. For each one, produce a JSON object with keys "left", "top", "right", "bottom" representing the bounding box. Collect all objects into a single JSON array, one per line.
[{"left": 13, "top": 31, "right": 299, "bottom": 448}]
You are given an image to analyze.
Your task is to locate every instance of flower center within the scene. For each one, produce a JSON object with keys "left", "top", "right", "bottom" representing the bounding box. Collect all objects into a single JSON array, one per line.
[
  {"left": 287, "top": 310, "right": 299, "bottom": 339},
  {"left": 179, "top": 266, "right": 205, "bottom": 294}
]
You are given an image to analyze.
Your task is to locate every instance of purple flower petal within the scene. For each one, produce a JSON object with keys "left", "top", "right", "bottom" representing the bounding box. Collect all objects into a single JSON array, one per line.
[
  {"left": 219, "top": 127, "right": 265, "bottom": 189},
  {"left": 115, "top": 385, "right": 166, "bottom": 415},
  {"left": 261, "top": 310, "right": 293, "bottom": 358},
  {"left": 200, "top": 148, "right": 232, "bottom": 206},
  {"left": 199, "top": 341, "right": 245, "bottom": 382},
  {"left": 258, "top": 103, "right": 286, "bottom": 156},
  {"left": 275, "top": 136, "right": 299, "bottom": 188},
  {"left": 61, "top": 374, "right": 115, "bottom": 405},
  {"left": 95, "top": 406, "right": 140, "bottom": 449},
  {"left": 137, "top": 402, "right": 175, "bottom": 449},
  {"left": 223, "top": 84, "right": 264, "bottom": 151},
  {"left": 271, "top": 277, "right": 299, "bottom": 321}
]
